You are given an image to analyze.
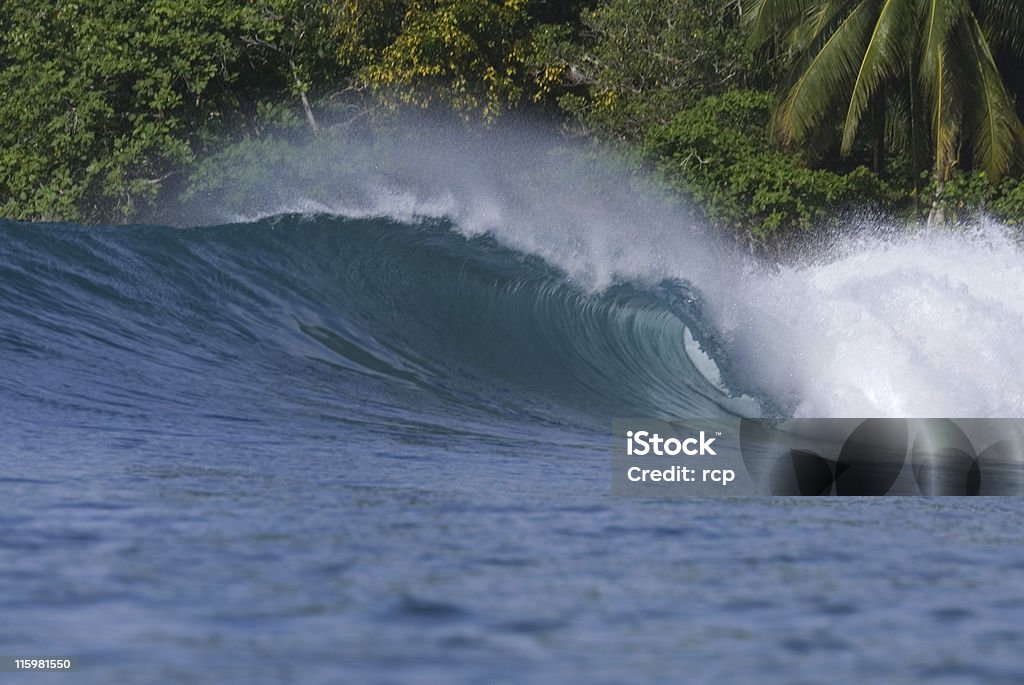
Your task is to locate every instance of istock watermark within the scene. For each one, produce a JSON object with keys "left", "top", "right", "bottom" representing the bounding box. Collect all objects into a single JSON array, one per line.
[
  {"left": 626, "top": 429, "right": 718, "bottom": 456},
  {"left": 613, "top": 418, "right": 1024, "bottom": 496}
]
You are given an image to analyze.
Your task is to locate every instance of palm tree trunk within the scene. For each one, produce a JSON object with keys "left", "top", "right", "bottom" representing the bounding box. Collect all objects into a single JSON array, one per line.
[{"left": 927, "top": 167, "right": 945, "bottom": 228}]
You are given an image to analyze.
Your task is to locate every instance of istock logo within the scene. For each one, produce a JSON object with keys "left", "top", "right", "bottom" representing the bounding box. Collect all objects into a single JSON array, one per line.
[{"left": 626, "top": 430, "right": 717, "bottom": 456}]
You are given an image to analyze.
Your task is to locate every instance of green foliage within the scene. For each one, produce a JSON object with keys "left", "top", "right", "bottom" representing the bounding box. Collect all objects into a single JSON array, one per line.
[
  {"left": 991, "top": 178, "right": 1024, "bottom": 225},
  {"left": 746, "top": 0, "right": 1024, "bottom": 185},
  {"left": 925, "top": 171, "right": 996, "bottom": 223},
  {"left": 0, "top": 0, "right": 416, "bottom": 222},
  {"left": 644, "top": 90, "right": 890, "bottom": 241},
  {"left": 362, "top": 0, "right": 536, "bottom": 120},
  {"left": 2, "top": 0, "right": 1024, "bottom": 237},
  {"left": 238, "top": 0, "right": 406, "bottom": 100},
  {"left": 922, "top": 171, "right": 1024, "bottom": 225},
  {"left": 535, "top": 0, "right": 764, "bottom": 140},
  {"left": 0, "top": 0, "right": 251, "bottom": 221}
]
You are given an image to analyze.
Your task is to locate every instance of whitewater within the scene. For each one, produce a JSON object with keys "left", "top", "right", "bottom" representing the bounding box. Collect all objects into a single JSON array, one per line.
[{"left": 3, "top": 125, "right": 1024, "bottom": 684}]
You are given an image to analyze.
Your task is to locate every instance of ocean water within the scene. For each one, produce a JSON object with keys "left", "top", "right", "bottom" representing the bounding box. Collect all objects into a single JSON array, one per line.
[{"left": 4, "top": 135, "right": 1024, "bottom": 683}]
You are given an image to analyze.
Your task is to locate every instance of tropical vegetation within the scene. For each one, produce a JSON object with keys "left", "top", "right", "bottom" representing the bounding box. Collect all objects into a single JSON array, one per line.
[
  {"left": 1, "top": 0, "right": 1024, "bottom": 245},
  {"left": 745, "top": 0, "right": 1024, "bottom": 224}
]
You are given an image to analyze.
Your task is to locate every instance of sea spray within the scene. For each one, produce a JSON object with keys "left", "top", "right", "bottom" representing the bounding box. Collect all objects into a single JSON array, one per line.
[{"left": 176, "top": 122, "right": 1024, "bottom": 419}]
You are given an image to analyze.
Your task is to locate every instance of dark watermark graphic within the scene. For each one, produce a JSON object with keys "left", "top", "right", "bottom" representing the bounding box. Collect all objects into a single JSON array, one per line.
[{"left": 613, "top": 418, "right": 1024, "bottom": 496}]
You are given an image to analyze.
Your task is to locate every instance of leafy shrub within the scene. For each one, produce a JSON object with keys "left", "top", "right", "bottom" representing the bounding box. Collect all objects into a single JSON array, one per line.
[
  {"left": 535, "top": 0, "right": 760, "bottom": 141},
  {"left": 643, "top": 90, "right": 892, "bottom": 242}
]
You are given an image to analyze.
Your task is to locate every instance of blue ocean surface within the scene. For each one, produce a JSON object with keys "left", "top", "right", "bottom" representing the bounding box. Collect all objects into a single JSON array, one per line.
[{"left": 3, "top": 214, "right": 1024, "bottom": 684}]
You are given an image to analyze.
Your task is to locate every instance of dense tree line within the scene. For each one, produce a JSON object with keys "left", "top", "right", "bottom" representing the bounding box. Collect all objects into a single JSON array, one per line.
[{"left": 2, "top": 0, "right": 1024, "bottom": 243}]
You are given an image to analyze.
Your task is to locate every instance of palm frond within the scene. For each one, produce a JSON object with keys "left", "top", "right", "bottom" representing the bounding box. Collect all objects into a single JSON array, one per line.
[
  {"left": 883, "top": 88, "right": 912, "bottom": 150},
  {"left": 919, "top": 0, "right": 967, "bottom": 89},
  {"left": 961, "top": 14, "right": 1024, "bottom": 180},
  {"left": 786, "top": 0, "right": 862, "bottom": 54},
  {"left": 758, "top": 0, "right": 1024, "bottom": 183},
  {"left": 975, "top": 0, "right": 1024, "bottom": 55},
  {"left": 841, "top": 0, "right": 915, "bottom": 153},
  {"left": 774, "top": 0, "right": 876, "bottom": 144},
  {"left": 930, "top": 43, "right": 963, "bottom": 178},
  {"left": 745, "top": 0, "right": 816, "bottom": 49}
]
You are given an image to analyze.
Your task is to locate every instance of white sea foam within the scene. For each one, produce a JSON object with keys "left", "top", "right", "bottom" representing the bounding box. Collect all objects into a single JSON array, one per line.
[{"left": 719, "top": 225, "right": 1024, "bottom": 417}]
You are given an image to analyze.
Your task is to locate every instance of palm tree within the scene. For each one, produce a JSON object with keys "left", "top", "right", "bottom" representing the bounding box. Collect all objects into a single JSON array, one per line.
[{"left": 745, "top": 0, "right": 1024, "bottom": 224}]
